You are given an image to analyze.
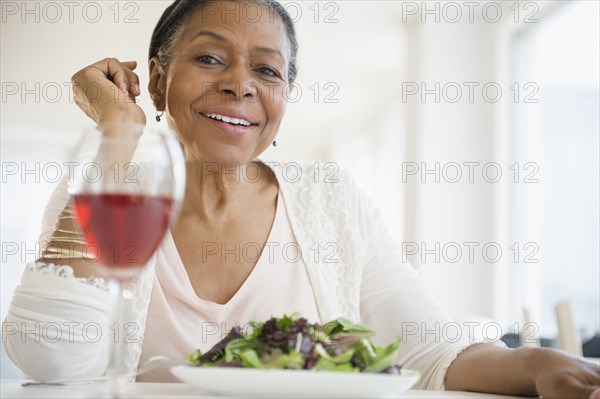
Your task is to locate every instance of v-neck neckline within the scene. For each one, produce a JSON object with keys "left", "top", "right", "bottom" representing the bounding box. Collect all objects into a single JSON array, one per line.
[{"left": 164, "top": 190, "right": 283, "bottom": 309}]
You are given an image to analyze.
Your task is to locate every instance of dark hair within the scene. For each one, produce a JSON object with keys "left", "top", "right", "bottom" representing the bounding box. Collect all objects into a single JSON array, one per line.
[{"left": 149, "top": 0, "right": 298, "bottom": 83}]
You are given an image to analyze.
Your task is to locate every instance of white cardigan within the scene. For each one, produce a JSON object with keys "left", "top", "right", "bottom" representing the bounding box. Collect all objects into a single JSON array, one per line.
[{"left": 4, "top": 162, "right": 493, "bottom": 389}]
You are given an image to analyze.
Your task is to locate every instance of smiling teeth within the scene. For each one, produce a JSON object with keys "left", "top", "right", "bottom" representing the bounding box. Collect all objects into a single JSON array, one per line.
[{"left": 204, "top": 113, "right": 252, "bottom": 126}]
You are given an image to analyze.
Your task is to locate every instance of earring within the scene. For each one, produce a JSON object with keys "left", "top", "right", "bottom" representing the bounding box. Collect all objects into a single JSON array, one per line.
[
  {"left": 156, "top": 110, "right": 164, "bottom": 122},
  {"left": 272, "top": 140, "right": 277, "bottom": 147}
]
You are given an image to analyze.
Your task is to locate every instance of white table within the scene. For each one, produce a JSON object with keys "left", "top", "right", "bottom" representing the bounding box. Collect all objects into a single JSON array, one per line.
[{"left": 1, "top": 380, "right": 529, "bottom": 398}]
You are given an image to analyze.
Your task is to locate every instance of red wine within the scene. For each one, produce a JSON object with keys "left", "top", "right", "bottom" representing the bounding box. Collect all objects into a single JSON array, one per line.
[{"left": 73, "top": 194, "right": 173, "bottom": 268}]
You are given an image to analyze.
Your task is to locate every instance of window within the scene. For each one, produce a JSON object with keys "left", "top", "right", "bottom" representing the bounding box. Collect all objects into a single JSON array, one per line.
[{"left": 512, "top": 1, "right": 599, "bottom": 339}]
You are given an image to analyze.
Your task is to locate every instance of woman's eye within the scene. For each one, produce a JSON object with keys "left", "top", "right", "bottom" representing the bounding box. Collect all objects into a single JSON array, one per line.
[
  {"left": 196, "top": 55, "right": 220, "bottom": 65},
  {"left": 256, "top": 66, "right": 280, "bottom": 78}
]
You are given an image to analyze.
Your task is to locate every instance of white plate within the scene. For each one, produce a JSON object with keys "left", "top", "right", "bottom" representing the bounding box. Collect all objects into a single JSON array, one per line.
[{"left": 170, "top": 365, "right": 420, "bottom": 398}]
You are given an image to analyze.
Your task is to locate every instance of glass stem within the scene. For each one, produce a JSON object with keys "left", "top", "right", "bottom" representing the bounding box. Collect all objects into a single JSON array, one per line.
[{"left": 108, "top": 279, "right": 127, "bottom": 398}]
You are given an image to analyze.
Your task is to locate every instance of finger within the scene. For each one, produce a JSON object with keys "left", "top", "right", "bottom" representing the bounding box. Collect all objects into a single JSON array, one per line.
[
  {"left": 115, "top": 60, "right": 140, "bottom": 96},
  {"left": 584, "top": 386, "right": 600, "bottom": 399},
  {"left": 551, "top": 374, "right": 600, "bottom": 399},
  {"left": 121, "top": 60, "right": 138, "bottom": 70},
  {"left": 88, "top": 58, "right": 140, "bottom": 97},
  {"left": 103, "top": 58, "right": 131, "bottom": 95},
  {"left": 123, "top": 68, "right": 141, "bottom": 97}
]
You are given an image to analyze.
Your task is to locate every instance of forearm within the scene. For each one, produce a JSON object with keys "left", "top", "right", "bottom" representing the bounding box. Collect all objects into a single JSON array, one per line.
[
  {"left": 3, "top": 267, "right": 111, "bottom": 380},
  {"left": 444, "top": 343, "right": 539, "bottom": 396}
]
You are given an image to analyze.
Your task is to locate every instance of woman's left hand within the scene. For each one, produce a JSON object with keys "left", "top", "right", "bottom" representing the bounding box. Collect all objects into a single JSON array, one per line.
[
  {"left": 446, "top": 342, "right": 598, "bottom": 398},
  {"left": 531, "top": 348, "right": 600, "bottom": 399}
]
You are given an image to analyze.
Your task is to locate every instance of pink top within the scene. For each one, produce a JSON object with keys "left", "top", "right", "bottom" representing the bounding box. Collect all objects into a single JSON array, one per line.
[{"left": 137, "top": 192, "right": 321, "bottom": 382}]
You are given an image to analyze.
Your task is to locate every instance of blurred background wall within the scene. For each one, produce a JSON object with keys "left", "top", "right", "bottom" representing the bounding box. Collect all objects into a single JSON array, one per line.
[{"left": 1, "top": 0, "right": 598, "bottom": 377}]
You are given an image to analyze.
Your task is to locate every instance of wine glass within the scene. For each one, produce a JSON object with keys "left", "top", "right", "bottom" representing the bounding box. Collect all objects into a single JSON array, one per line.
[{"left": 68, "top": 123, "right": 185, "bottom": 397}]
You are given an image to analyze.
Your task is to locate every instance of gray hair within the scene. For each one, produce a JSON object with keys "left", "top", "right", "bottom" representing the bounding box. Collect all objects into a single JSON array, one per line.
[{"left": 149, "top": 0, "right": 298, "bottom": 83}]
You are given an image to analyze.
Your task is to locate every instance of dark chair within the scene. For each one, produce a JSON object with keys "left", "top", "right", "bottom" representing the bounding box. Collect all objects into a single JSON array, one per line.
[{"left": 583, "top": 333, "right": 600, "bottom": 358}]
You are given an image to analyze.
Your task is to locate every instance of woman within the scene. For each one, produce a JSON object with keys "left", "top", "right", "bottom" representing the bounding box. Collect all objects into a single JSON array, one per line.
[{"left": 4, "top": 0, "right": 599, "bottom": 396}]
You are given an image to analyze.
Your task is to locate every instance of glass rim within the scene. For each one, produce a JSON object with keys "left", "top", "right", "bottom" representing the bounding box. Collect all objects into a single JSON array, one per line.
[{"left": 82, "top": 123, "right": 179, "bottom": 142}]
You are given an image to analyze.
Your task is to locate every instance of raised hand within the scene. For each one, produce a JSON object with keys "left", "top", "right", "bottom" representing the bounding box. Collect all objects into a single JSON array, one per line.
[{"left": 71, "top": 58, "right": 146, "bottom": 126}]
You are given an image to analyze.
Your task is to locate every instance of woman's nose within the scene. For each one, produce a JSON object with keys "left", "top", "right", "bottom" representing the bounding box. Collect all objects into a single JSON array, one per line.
[
  {"left": 220, "top": 82, "right": 258, "bottom": 100},
  {"left": 219, "top": 64, "right": 259, "bottom": 101}
]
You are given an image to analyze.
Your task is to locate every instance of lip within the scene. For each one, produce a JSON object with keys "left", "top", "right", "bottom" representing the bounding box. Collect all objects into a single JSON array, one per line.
[
  {"left": 200, "top": 108, "right": 259, "bottom": 124},
  {"left": 197, "top": 108, "right": 259, "bottom": 137}
]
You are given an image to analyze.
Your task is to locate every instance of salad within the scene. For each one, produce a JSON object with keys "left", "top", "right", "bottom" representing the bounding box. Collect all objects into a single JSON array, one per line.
[{"left": 187, "top": 313, "right": 402, "bottom": 374}]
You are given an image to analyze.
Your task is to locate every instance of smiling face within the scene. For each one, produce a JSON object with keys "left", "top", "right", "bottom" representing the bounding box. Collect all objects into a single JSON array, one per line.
[{"left": 149, "top": 1, "right": 291, "bottom": 164}]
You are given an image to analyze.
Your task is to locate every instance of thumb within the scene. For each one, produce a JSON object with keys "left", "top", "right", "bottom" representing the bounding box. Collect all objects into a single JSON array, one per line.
[{"left": 589, "top": 387, "right": 600, "bottom": 399}]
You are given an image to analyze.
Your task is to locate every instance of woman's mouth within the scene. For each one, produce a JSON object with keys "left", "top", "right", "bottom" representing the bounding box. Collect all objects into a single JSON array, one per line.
[
  {"left": 199, "top": 111, "right": 259, "bottom": 137},
  {"left": 201, "top": 113, "right": 253, "bottom": 127}
]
